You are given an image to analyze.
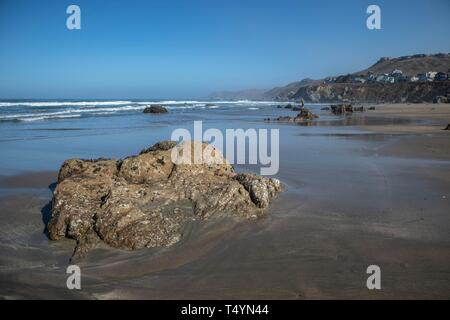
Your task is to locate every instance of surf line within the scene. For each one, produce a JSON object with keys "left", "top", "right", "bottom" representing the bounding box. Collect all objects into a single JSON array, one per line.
[{"left": 181, "top": 304, "right": 215, "bottom": 318}]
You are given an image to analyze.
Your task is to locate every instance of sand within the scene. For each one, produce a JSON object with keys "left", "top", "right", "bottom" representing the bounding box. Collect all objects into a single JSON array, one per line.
[{"left": 1, "top": 103, "right": 449, "bottom": 299}]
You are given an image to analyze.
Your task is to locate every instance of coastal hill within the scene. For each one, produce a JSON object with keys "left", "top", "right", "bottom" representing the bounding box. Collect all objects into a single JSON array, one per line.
[
  {"left": 358, "top": 54, "right": 450, "bottom": 77},
  {"left": 209, "top": 53, "right": 450, "bottom": 103}
]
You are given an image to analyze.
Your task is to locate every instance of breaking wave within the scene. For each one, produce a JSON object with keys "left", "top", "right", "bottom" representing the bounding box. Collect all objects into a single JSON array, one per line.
[{"left": 0, "top": 100, "right": 283, "bottom": 122}]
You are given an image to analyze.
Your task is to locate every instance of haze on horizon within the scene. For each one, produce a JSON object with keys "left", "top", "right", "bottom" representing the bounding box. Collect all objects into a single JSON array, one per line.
[{"left": 0, "top": 0, "right": 449, "bottom": 99}]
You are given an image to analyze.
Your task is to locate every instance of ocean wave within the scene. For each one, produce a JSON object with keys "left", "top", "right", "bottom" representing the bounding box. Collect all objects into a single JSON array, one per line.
[
  {"left": 0, "top": 100, "right": 283, "bottom": 109},
  {"left": 136, "top": 100, "right": 208, "bottom": 105},
  {"left": 18, "top": 114, "right": 82, "bottom": 122},
  {"left": 0, "top": 105, "right": 147, "bottom": 120},
  {"left": 0, "top": 101, "right": 133, "bottom": 107},
  {"left": 0, "top": 100, "right": 285, "bottom": 122}
]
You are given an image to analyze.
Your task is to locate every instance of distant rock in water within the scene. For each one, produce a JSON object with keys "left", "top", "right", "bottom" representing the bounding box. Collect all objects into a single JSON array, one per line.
[
  {"left": 266, "top": 108, "right": 318, "bottom": 123},
  {"left": 143, "top": 105, "right": 168, "bottom": 114},
  {"left": 48, "top": 141, "right": 282, "bottom": 259},
  {"left": 330, "top": 104, "right": 354, "bottom": 115},
  {"left": 444, "top": 124, "right": 450, "bottom": 130},
  {"left": 329, "top": 104, "right": 366, "bottom": 114}
]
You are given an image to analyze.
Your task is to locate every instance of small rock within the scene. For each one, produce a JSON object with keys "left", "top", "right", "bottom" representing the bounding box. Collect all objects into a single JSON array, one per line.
[{"left": 143, "top": 105, "right": 168, "bottom": 114}]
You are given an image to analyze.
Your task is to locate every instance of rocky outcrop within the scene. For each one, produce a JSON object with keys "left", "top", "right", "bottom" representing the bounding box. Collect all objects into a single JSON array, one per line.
[
  {"left": 48, "top": 141, "right": 282, "bottom": 258},
  {"left": 143, "top": 105, "right": 168, "bottom": 114},
  {"left": 330, "top": 104, "right": 364, "bottom": 114},
  {"left": 266, "top": 108, "right": 318, "bottom": 123},
  {"left": 291, "top": 82, "right": 450, "bottom": 104}
]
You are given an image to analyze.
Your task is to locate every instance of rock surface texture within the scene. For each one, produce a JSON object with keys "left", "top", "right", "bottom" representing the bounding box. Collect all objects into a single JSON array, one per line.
[{"left": 48, "top": 141, "right": 282, "bottom": 258}]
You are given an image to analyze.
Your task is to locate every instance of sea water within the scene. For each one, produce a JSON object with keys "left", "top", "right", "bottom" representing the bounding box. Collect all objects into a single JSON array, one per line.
[{"left": 0, "top": 99, "right": 355, "bottom": 176}]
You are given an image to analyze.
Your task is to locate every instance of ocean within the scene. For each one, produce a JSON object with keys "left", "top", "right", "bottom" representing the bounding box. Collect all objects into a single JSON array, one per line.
[{"left": 0, "top": 100, "right": 339, "bottom": 176}]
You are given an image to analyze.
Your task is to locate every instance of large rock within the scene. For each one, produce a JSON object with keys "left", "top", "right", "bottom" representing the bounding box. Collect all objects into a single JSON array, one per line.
[
  {"left": 143, "top": 105, "right": 168, "bottom": 114},
  {"left": 48, "top": 141, "right": 282, "bottom": 258}
]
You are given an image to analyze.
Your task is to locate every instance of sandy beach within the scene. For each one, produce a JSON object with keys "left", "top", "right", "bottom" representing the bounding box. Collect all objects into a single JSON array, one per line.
[{"left": 1, "top": 103, "right": 449, "bottom": 299}]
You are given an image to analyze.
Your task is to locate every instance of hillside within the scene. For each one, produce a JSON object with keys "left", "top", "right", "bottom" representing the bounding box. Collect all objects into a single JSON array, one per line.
[
  {"left": 356, "top": 54, "right": 450, "bottom": 77},
  {"left": 208, "top": 53, "right": 450, "bottom": 102},
  {"left": 292, "top": 82, "right": 450, "bottom": 104}
]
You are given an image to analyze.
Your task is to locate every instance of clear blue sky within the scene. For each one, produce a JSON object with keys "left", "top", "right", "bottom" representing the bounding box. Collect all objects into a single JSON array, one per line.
[{"left": 0, "top": 0, "right": 449, "bottom": 99}]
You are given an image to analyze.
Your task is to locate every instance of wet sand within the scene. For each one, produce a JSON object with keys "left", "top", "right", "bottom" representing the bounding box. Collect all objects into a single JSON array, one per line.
[{"left": 1, "top": 103, "right": 450, "bottom": 299}]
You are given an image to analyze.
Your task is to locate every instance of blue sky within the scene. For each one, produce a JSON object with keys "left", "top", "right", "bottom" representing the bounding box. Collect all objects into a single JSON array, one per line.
[{"left": 0, "top": 0, "right": 449, "bottom": 99}]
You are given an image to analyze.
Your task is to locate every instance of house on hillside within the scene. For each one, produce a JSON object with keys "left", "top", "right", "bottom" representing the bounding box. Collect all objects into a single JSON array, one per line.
[
  {"left": 324, "top": 77, "right": 336, "bottom": 83},
  {"left": 418, "top": 73, "right": 431, "bottom": 82},
  {"left": 375, "top": 74, "right": 387, "bottom": 83},
  {"left": 426, "top": 72, "right": 437, "bottom": 80},
  {"left": 375, "top": 74, "right": 395, "bottom": 83},
  {"left": 391, "top": 69, "right": 403, "bottom": 76},
  {"left": 367, "top": 73, "right": 377, "bottom": 82},
  {"left": 435, "top": 72, "right": 448, "bottom": 81},
  {"left": 397, "top": 75, "right": 410, "bottom": 82},
  {"left": 385, "top": 76, "right": 395, "bottom": 83}
]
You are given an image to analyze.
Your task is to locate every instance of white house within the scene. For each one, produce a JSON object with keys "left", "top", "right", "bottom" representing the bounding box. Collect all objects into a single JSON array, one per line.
[{"left": 426, "top": 72, "right": 437, "bottom": 80}]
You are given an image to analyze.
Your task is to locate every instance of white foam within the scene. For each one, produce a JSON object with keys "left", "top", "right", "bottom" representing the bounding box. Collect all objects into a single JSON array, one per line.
[
  {"left": 0, "top": 101, "right": 133, "bottom": 107},
  {"left": 0, "top": 105, "right": 147, "bottom": 120},
  {"left": 18, "top": 114, "right": 82, "bottom": 122}
]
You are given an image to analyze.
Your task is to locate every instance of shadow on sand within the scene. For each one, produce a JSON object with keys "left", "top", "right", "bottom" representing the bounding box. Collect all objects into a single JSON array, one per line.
[{"left": 41, "top": 182, "right": 56, "bottom": 238}]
